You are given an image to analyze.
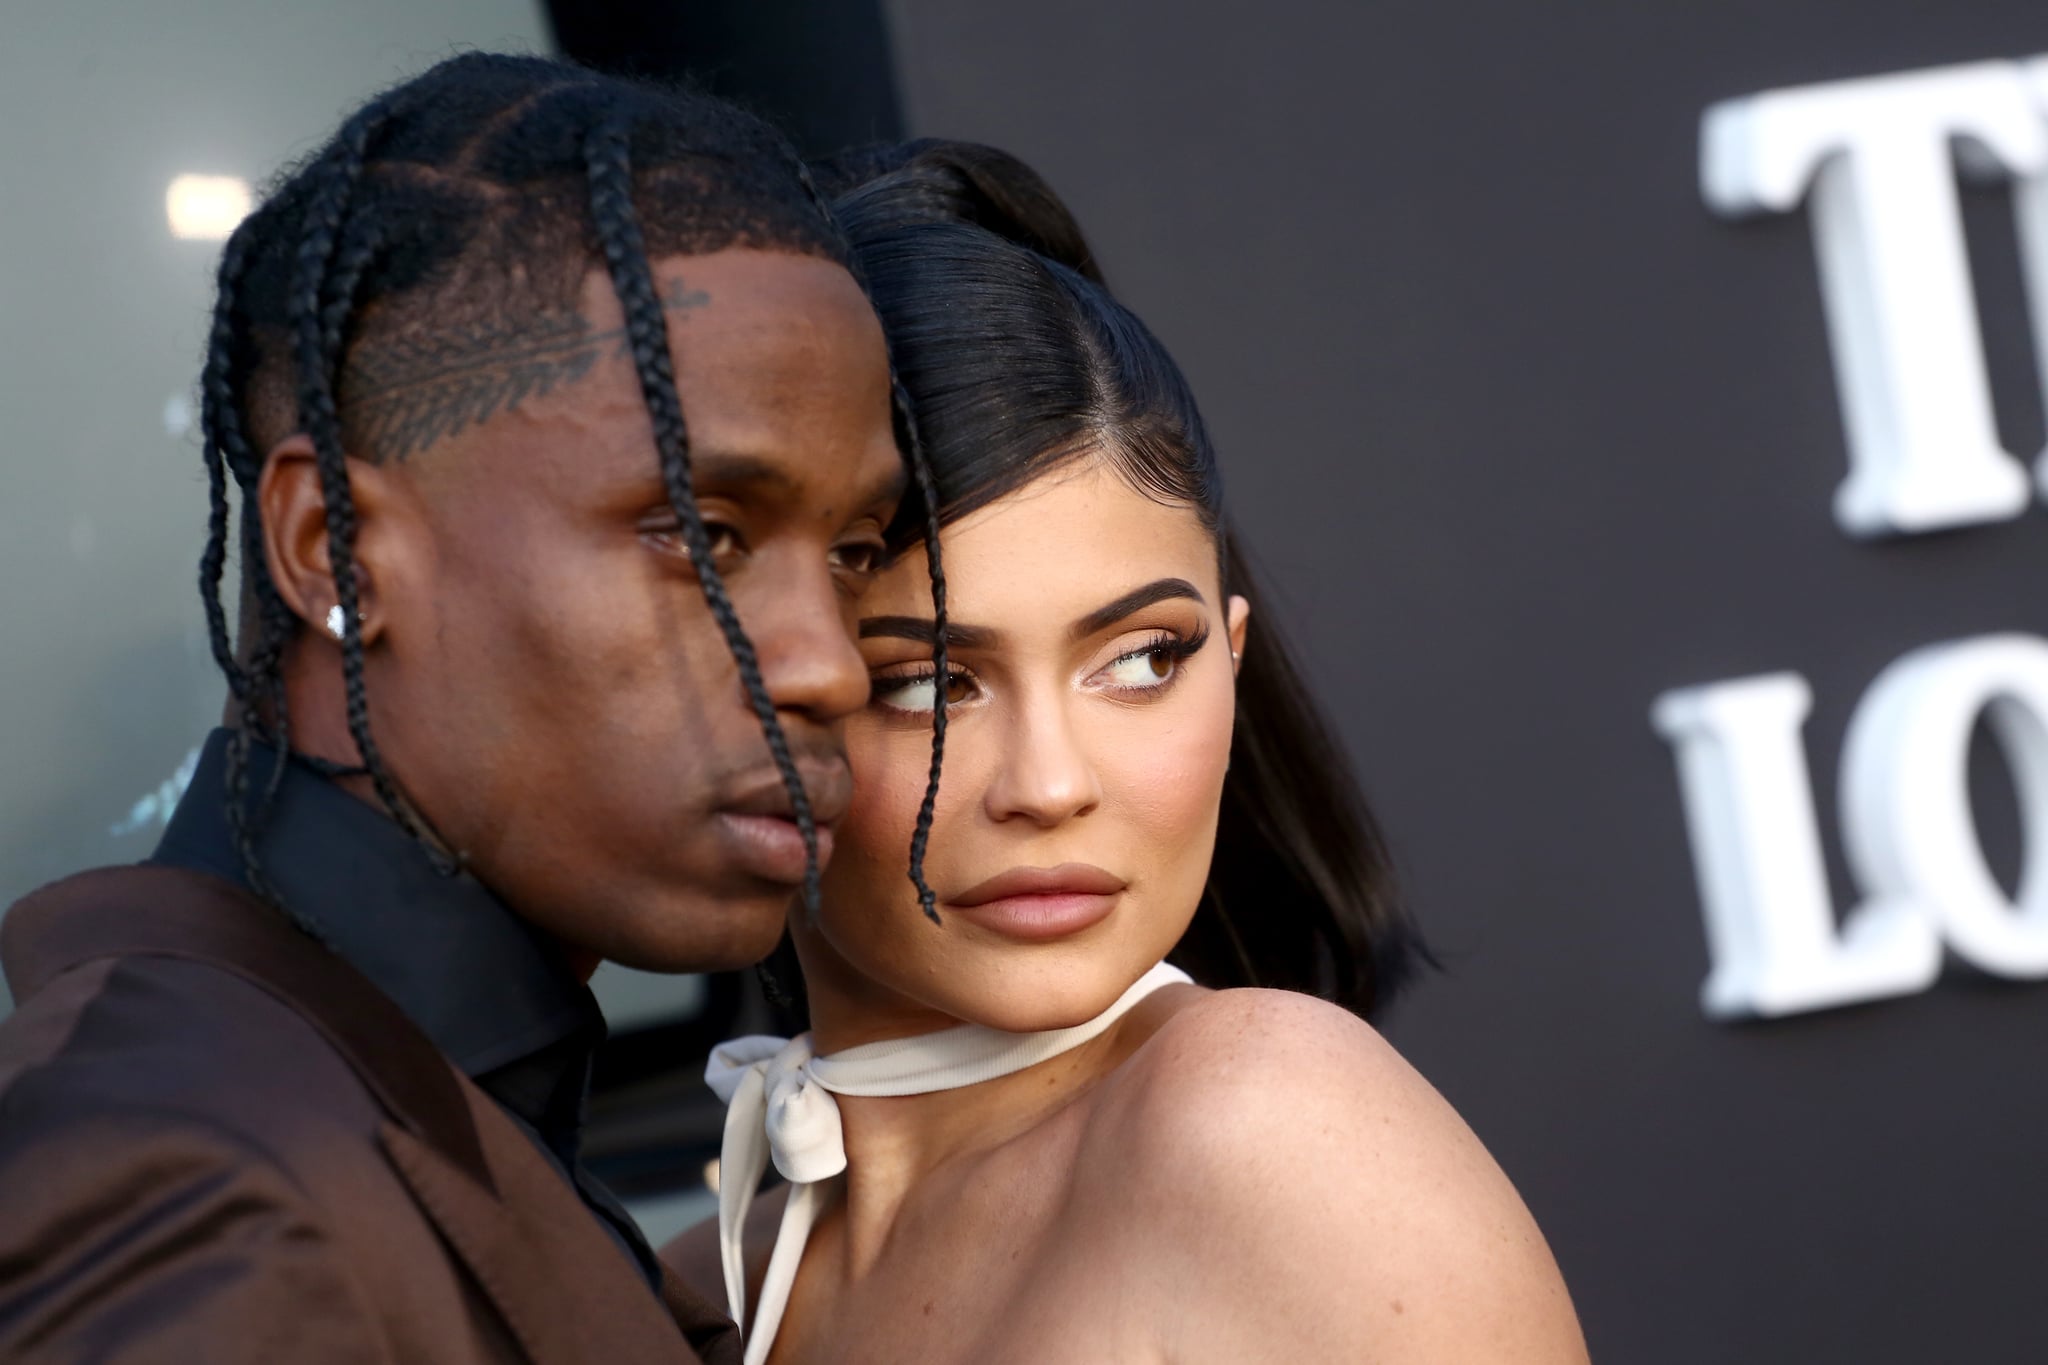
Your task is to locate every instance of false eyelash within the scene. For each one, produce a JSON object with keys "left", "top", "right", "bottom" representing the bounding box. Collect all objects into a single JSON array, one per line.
[
  {"left": 1093, "top": 625, "right": 1213, "bottom": 702},
  {"left": 868, "top": 664, "right": 975, "bottom": 714},
  {"left": 1120, "top": 624, "right": 1211, "bottom": 666},
  {"left": 876, "top": 664, "right": 970, "bottom": 687}
]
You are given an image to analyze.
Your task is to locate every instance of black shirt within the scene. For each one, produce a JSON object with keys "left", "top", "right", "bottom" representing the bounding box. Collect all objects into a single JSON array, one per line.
[{"left": 153, "top": 728, "right": 661, "bottom": 1288}]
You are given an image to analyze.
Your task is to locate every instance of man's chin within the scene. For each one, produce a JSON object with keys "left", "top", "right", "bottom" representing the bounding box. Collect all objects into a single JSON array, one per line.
[{"left": 602, "top": 896, "right": 793, "bottom": 975}]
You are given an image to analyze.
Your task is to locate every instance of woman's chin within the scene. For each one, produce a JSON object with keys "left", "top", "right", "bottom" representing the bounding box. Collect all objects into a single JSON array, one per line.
[{"left": 936, "top": 972, "right": 1140, "bottom": 1036}]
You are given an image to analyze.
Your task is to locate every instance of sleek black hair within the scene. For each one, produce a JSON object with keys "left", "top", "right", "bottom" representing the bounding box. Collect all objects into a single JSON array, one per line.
[
  {"left": 812, "top": 138, "right": 1104, "bottom": 287},
  {"left": 200, "top": 53, "right": 947, "bottom": 936},
  {"left": 822, "top": 141, "right": 1425, "bottom": 1018}
]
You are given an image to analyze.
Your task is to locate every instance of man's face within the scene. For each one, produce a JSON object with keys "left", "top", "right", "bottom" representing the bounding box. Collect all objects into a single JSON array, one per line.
[{"left": 350, "top": 248, "right": 904, "bottom": 971}]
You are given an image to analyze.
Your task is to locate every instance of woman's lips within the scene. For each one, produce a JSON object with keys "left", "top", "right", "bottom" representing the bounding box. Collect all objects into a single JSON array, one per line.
[
  {"left": 947, "top": 863, "right": 1127, "bottom": 942},
  {"left": 715, "top": 812, "right": 836, "bottom": 886}
]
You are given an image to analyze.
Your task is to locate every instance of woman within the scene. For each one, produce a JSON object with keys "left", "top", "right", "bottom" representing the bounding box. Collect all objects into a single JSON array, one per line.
[{"left": 668, "top": 143, "right": 1589, "bottom": 1364}]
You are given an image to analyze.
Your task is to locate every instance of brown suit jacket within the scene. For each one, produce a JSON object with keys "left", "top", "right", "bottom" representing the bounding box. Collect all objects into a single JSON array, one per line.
[{"left": 0, "top": 865, "right": 740, "bottom": 1365}]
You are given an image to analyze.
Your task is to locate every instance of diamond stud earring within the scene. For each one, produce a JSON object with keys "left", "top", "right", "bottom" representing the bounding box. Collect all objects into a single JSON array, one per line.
[{"left": 326, "top": 604, "right": 346, "bottom": 641}]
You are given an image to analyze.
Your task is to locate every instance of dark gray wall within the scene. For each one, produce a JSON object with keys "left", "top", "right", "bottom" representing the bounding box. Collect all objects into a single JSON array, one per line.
[
  {"left": 880, "top": 2, "right": 2048, "bottom": 1360},
  {"left": 545, "top": 0, "right": 902, "bottom": 156}
]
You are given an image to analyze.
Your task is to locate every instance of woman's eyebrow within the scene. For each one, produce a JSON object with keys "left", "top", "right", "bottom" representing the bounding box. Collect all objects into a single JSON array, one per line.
[
  {"left": 859, "top": 616, "right": 998, "bottom": 649},
  {"left": 1069, "top": 577, "right": 1205, "bottom": 639}
]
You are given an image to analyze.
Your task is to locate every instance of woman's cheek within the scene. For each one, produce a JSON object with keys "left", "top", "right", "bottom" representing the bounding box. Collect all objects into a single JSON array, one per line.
[
  {"left": 1100, "top": 689, "right": 1235, "bottom": 877},
  {"left": 840, "top": 718, "right": 918, "bottom": 848},
  {"left": 828, "top": 715, "right": 980, "bottom": 928},
  {"left": 821, "top": 719, "right": 925, "bottom": 934}
]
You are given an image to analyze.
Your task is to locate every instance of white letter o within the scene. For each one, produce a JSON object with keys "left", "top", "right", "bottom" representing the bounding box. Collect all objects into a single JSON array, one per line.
[{"left": 1842, "top": 634, "right": 2048, "bottom": 977}]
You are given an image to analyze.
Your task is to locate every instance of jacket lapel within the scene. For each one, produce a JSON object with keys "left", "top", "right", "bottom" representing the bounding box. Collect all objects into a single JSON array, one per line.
[
  {"left": 4, "top": 865, "right": 740, "bottom": 1365},
  {"left": 383, "top": 1087, "right": 729, "bottom": 1365}
]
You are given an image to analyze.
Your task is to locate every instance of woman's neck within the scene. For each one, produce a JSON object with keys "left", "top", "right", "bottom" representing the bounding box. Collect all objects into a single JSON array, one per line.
[
  {"left": 823, "top": 1028, "right": 1122, "bottom": 1275},
  {"left": 798, "top": 979, "right": 1194, "bottom": 1277}
]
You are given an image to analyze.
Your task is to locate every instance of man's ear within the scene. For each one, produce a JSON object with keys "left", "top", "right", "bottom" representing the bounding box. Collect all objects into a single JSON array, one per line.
[{"left": 256, "top": 434, "right": 403, "bottom": 645}]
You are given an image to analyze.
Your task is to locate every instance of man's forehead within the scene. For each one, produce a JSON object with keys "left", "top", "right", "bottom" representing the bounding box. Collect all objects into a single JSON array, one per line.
[
  {"left": 338, "top": 246, "right": 879, "bottom": 469},
  {"left": 680, "top": 446, "right": 907, "bottom": 509},
  {"left": 574, "top": 246, "right": 865, "bottom": 328}
]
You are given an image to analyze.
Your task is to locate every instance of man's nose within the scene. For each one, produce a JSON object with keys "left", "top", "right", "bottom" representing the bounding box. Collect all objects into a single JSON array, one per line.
[{"left": 744, "top": 556, "right": 871, "bottom": 726}]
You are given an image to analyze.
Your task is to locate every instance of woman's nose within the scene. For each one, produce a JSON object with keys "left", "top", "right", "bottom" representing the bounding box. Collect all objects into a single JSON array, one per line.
[{"left": 984, "top": 695, "right": 1102, "bottom": 827}]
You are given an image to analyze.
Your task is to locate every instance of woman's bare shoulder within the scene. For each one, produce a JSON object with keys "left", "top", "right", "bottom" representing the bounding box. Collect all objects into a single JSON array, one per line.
[
  {"left": 1091, "top": 986, "right": 1433, "bottom": 1161},
  {"left": 1078, "top": 987, "right": 1588, "bottom": 1362}
]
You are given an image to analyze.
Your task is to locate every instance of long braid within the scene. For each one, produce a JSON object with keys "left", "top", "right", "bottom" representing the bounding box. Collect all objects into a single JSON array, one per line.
[
  {"left": 582, "top": 112, "right": 826, "bottom": 915},
  {"left": 786, "top": 154, "right": 950, "bottom": 925},
  {"left": 269, "top": 219, "right": 386, "bottom": 827},
  {"left": 222, "top": 506, "right": 328, "bottom": 935},
  {"left": 198, "top": 221, "right": 260, "bottom": 702},
  {"left": 287, "top": 100, "right": 458, "bottom": 876},
  {"left": 256, "top": 226, "right": 387, "bottom": 836},
  {"left": 318, "top": 222, "right": 385, "bottom": 384},
  {"left": 890, "top": 368, "right": 949, "bottom": 926},
  {"left": 202, "top": 216, "right": 303, "bottom": 923}
]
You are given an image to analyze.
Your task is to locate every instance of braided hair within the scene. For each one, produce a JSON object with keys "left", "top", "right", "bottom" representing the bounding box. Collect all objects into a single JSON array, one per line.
[{"left": 198, "top": 53, "right": 948, "bottom": 937}]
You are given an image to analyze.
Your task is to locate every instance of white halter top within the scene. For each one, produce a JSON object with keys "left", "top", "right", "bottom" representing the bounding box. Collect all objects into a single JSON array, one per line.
[{"left": 703, "top": 961, "right": 1192, "bottom": 1365}]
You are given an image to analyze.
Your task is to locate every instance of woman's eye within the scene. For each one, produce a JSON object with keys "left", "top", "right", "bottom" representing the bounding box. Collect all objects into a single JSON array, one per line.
[
  {"left": 1104, "top": 646, "right": 1180, "bottom": 690},
  {"left": 872, "top": 669, "right": 975, "bottom": 713}
]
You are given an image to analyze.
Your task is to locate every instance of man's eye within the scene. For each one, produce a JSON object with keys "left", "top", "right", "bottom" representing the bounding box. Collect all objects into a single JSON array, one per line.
[
  {"left": 644, "top": 519, "right": 742, "bottom": 560},
  {"left": 831, "top": 541, "right": 886, "bottom": 576}
]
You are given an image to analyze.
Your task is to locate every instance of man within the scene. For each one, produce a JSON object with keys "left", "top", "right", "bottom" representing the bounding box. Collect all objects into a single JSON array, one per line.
[{"left": 0, "top": 53, "right": 938, "bottom": 1363}]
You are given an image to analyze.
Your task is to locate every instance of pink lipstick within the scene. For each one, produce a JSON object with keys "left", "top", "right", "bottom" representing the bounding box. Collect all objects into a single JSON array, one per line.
[{"left": 947, "top": 863, "right": 1126, "bottom": 941}]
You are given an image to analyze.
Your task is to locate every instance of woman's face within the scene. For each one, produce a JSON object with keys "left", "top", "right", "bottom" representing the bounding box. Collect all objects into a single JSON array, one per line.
[{"left": 796, "top": 456, "right": 1250, "bottom": 1045}]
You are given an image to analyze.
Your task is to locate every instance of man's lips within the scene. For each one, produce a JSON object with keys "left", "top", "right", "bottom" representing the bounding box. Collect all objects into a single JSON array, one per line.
[
  {"left": 711, "top": 758, "right": 850, "bottom": 886},
  {"left": 714, "top": 812, "right": 836, "bottom": 886},
  {"left": 716, "top": 758, "right": 853, "bottom": 826}
]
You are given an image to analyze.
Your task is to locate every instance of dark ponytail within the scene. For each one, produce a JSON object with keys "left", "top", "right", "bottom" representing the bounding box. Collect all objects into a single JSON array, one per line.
[
  {"left": 819, "top": 139, "right": 1104, "bottom": 285},
  {"left": 830, "top": 144, "right": 1425, "bottom": 1018}
]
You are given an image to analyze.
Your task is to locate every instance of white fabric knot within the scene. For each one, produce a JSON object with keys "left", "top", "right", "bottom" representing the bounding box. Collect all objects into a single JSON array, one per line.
[
  {"left": 706, "top": 1035, "right": 847, "bottom": 1186},
  {"left": 704, "top": 961, "right": 1192, "bottom": 1365}
]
